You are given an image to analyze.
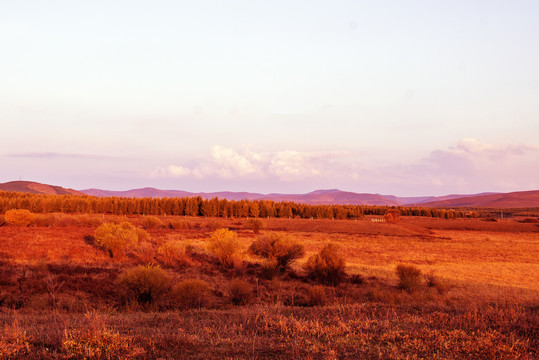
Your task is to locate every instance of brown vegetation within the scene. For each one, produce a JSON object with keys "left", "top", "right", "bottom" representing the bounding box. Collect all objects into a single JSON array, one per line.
[
  {"left": 304, "top": 243, "right": 347, "bottom": 285},
  {"left": 117, "top": 265, "right": 170, "bottom": 303},
  {"left": 206, "top": 228, "right": 242, "bottom": 267},
  {"left": 0, "top": 208, "right": 537, "bottom": 359},
  {"left": 249, "top": 232, "right": 305, "bottom": 272},
  {"left": 94, "top": 222, "right": 142, "bottom": 258},
  {"left": 4, "top": 209, "right": 36, "bottom": 227}
]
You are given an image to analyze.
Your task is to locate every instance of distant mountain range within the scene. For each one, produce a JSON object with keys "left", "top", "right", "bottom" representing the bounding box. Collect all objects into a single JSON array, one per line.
[{"left": 1, "top": 181, "right": 538, "bottom": 208}]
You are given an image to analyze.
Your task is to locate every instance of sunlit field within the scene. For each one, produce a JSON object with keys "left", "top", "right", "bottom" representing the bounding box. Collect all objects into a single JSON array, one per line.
[{"left": 1, "top": 214, "right": 537, "bottom": 359}]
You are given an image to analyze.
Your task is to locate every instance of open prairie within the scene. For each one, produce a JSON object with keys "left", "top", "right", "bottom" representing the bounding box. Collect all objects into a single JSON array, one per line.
[{"left": 1, "top": 214, "right": 538, "bottom": 359}]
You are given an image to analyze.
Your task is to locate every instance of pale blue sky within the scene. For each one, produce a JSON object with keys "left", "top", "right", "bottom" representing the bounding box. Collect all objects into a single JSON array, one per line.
[{"left": 1, "top": 1, "right": 538, "bottom": 195}]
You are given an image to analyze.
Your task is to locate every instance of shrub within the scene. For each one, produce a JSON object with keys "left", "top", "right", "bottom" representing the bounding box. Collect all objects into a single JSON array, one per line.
[
  {"left": 384, "top": 209, "right": 401, "bottom": 224},
  {"left": 94, "top": 222, "right": 142, "bottom": 258},
  {"left": 56, "top": 214, "right": 82, "bottom": 227},
  {"left": 249, "top": 232, "right": 305, "bottom": 272},
  {"left": 259, "top": 259, "right": 279, "bottom": 280},
  {"left": 4, "top": 209, "right": 36, "bottom": 227},
  {"left": 34, "top": 213, "right": 57, "bottom": 227},
  {"left": 140, "top": 216, "right": 163, "bottom": 229},
  {"left": 206, "top": 228, "right": 241, "bottom": 267},
  {"left": 117, "top": 265, "right": 170, "bottom": 303},
  {"left": 396, "top": 264, "right": 422, "bottom": 292},
  {"left": 229, "top": 279, "right": 253, "bottom": 305},
  {"left": 131, "top": 242, "right": 156, "bottom": 265},
  {"left": 308, "top": 286, "right": 327, "bottom": 306},
  {"left": 205, "top": 220, "right": 224, "bottom": 231},
  {"left": 171, "top": 279, "right": 210, "bottom": 308},
  {"left": 168, "top": 220, "right": 192, "bottom": 230},
  {"left": 79, "top": 215, "right": 104, "bottom": 227},
  {"left": 304, "top": 243, "right": 346, "bottom": 285},
  {"left": 157, "top": 241, "right": 193, "bottom": 267},
  {"left": 136, "top": 228, "right": 150, "bottom": 242},
  {"left": 244, "top": 218, "right": 265, "bottom": 234}
]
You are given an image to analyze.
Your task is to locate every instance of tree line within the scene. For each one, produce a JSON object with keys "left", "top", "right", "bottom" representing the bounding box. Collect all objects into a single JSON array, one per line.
[{"left": 0, "top": 191, "right": 471, "bottom": 219}]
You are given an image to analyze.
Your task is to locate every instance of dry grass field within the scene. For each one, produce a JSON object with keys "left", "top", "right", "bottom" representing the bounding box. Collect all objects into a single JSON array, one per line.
[{"left": 0, "top": 214, "right": 537, "bottom": 359}]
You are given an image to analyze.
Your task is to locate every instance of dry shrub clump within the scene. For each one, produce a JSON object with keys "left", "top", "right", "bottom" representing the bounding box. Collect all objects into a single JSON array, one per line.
[
  {"left": 140, "top": 215, "right": 163, "bottom": 229},
  {"left": 228, "top": 279, "right": 253, "bottom": 305},
  {"left": 4, "top": 209, "right": 36, "bottom": 227},
  {"left": 168, "top": 219, "right": 193, "bottom": 230},
  {"left": 157, "top": 241, "right": 193, "bottom": 267},
  {"left": 205, "top": 220, "right": 224, "bottom": 231},
  {"left": 396, "top": 264, "right": 423, "bottom": 292},
  {"left": 171, "top": 279, "right": 210, "bottom": 308},
  {"left": 130, "top": 242, "right": 157, "bottom": 265},
  {"left": 304, "top": 243, "right": 346, "bottom": 285},
  {"left": 117, "top": 265, "right": 170, "bottom": 303},
  {"left": 259, "top": 259, "right": 280, "bottom": 280},
  {"left": 94, "top": 222, "right": 145, "bottom": 258},
  {"left": 244, "top": 218, "right": 265, "bottom": 234},
  {"left": 206, "top": 228, "right": 242, "bottom": 267},
  {"left": 384, "top": 209, "right": 401, "bottom": 224},
  {"left": 249, "top": 232, "right": 305, "bottom": 272},
  {"left": 34, "top": 213, "right": 58, "bottom": 227}
]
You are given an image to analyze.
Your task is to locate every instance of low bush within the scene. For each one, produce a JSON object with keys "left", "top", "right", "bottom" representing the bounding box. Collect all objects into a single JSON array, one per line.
[
  {"left": 249, "top": 232, "right": 305, "bottom": 272},
  {"left": 136, "top": 228, "right": 150, "bottom": 242},
  {"left": 168, "top": 220, "right": 192, "bottom": 230},
  {"left": 4, "top": 209, "right": 36, "bottom": 227},
  {"left": 384, "top": 209, "right": 401, "bottom": 224},
  {"left": 94, "top": 222, "right": 144, "bottom": 258},
  {"left": 56, "top": 215, "right": 82, "bottom": 227},
  {"left": 131, "top": 242, "right": 156, "bottom": 265},
  {"left": 117, "top": 265, "right": 170, "bottom": 303},
  {"left": 171, "top": 279, "right": 210, "bottom": 308},
  {"left": 206, "top": 228, "right": 241, "bottom": 267},
  {"left": 396, "top": 264, "right": 423, "bottom": 292},
  {"left": 304, "top": 243, "right": 346, "bottom": 285},
  {"left": 157, "top": 241, "right": 193, "bottom": 267},
  {"left": 205, "top": 220, "right": 224, "bottom": 231},
  {"left": 34, "top": 213, "right": 57, "bottom": 227},
  {"left": 259, "top": 259, "right": 280, "bottom": 280},
  {"left": 228, "top": 279, "right": 253, "bottom": 305},
  {"left": 140, "top": 216, "right": 163, "bottom": 229},
  {"left": 244, "top": 218, "right": 265, "bottom": 234}
]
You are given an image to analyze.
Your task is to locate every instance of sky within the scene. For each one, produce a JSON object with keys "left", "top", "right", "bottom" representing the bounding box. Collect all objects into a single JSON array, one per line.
[{"left": 1, "top": 1, "right": 538, "bottom": 196}]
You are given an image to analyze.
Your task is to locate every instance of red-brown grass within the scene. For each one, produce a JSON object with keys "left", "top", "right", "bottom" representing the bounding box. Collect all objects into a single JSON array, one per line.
[{"left": 0, "top": 214, "right": 537, "bottom": 359}]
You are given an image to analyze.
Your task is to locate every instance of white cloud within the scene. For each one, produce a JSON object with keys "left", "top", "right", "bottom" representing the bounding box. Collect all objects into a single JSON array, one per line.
[
  {"left": 455, "top": 138, "right": 539, "bottom": 157},
  {"left": 146, "top": 139, "right": 538, "bottom": 195},
  {"left": 269, "top": 151, "right": 322, "bottom": 178},
  {"left": 149, "top": 146, "right": 349, "bottom": 181},
  {"left": 167, "top": 165, "right": 191, "bottom": 177},
  {"left": 210, "top": 146, "right": 258, "bottom": 178}
]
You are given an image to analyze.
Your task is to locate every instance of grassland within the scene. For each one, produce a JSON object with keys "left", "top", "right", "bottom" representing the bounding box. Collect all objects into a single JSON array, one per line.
[{"left": 0, "top": 214, "right": 537, "bottom": 359}]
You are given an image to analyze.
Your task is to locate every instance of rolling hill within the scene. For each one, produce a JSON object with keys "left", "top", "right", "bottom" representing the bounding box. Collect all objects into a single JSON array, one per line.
[
  {"left": 0, "top": 181, "right": 83, "bottom": 196},
  {"left": 418, "top": 190, "right": 539, "bottom": 208}
]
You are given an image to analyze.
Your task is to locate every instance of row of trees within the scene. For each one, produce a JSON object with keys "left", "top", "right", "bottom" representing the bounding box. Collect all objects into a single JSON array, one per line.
[{"left": 0, "top": 191, "right": 470, "bottom": 219}]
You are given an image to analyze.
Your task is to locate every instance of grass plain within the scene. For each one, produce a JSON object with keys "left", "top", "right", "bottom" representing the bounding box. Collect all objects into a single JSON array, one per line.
[{"left": 0, "top": 214, "right": 537, "bottom": 359}]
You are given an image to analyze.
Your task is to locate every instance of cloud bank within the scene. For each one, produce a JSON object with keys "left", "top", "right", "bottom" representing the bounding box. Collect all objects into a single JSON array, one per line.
[{"left": 148, "top": 139, "right": 538, "bottom": 195}]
